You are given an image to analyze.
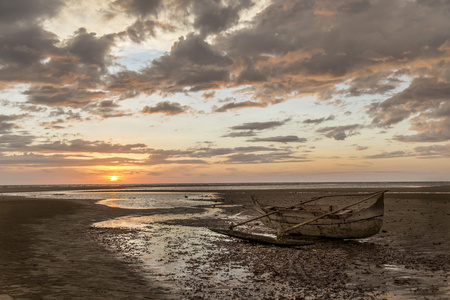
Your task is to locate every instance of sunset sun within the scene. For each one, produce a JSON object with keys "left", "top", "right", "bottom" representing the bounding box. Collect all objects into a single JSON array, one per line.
[{"left": 109, "top": 176, "right": 118, "bottom": 182}]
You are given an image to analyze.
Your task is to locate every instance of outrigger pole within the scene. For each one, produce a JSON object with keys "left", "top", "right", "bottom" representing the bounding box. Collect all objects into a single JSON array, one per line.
[{"left": 229, "top": 195, "right": 286, "bottom": 230}]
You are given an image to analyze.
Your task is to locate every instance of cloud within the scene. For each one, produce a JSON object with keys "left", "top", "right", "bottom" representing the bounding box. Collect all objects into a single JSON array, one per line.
[
  {"left": 247, "top": 136, "right": 307, "bottom": 143},
  {"left": 369, "top": 77, "right": 450, "bottom": 127},
  {"left": 224, "top": 118, "right": 292, "bottom": 138},
  {"left": 230, "top": 119, "right": 290, "bottom": 131},
  {"left": 212, "top": 0, "right": 450, "bottom": 101},
  {"left": 112, "top": 0, "right": 162, "bottom": 18},
  {"left": 3, "top": 0, "right": 450, "bottom": 116},
  {"left": 23, "top": 85, "right": 107, "bottom": 106},
  {"left": 121, "top": 20, "right": 159, "bottom": 43},
  {"left": 316, "top": 124, "right": 362, "bottom": 140},
  {"left": 0, "top": 153, "right": 138, "bottom": 167},
  {"left": 355, "top": 145, "right": 368, "bottom": 151},
  {"left": 147, "top": 171, "right": 163, "bottom": 176},
  {"left": 145, "top": 149, "right": 209, "bottom": 165},
  {"left": 414, "top": 144, "right": 450, "bottom": 158},
  {"left": 109, "top": 34, "right": 233, "bottom": 95},
  {"left": 31, "top": 139, "right": 150, "bottom": 154},
  {"left": 142, "top": 101, "right": 189, "bottom": 115},
  {"left": 0, "top": 136, "right": 151, "bottom": 154},
  {"left": 0, "top": 134, "right": 35, "bottom": 148},
  {"left": 202, "top": 91, "right": 215, "bottom": 99},
  {"left": 222, "top": 131, "right": 257, "bottom": 138},
  {"left": 0, "top": 0, "right": 63, "bottom": 25},
  {"left": 343, "top": 71, "right": 400, "bottom": 97},
  {"left": 192, "top": 0, "right": 254, "bottom": 37},
  {"left": 213, "top": 100, "right": 265, "bottom": 112},
  {"left": 0, "top": 26, "right": 117, "bottom": 114},
  {"left": 364, "top": 151, "right": 412, "bottom": 159},
  {"left": 109, "top": 0, "right": 254, "bottom": 43},
  {"left": 65, "top": 28, "right": 115, "bottom": 71},
  {"left": 105, "top": 0, "right": 450, "bottom": 111},
  {"left": 369, "top": 77, "right": 450, "bottom": 142},
  {"left": 223, "top": 152, "right": 309, "bottom": 164},
  {"left": 303, "top": 115, "right": 335, "bottom": 124},
  {"left": 0, "top": 114, "right": 27, "bottom": 133},
  {"left": 38, "top": 107, "right": 84, "bottom": 129},
  {"left": 0, "top": 24, "right": 59, "bottom": 68},
  {"left": 85, "top": 100, "right": 132, "bottom": 119}
]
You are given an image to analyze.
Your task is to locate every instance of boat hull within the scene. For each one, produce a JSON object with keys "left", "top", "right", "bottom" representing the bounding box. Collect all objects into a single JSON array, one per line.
[
  {"left": 253, "top": 193, "right": 385, "bottom": 239},
  {"left": 259, "top": 215, "right": 383, "bottom": 239}
]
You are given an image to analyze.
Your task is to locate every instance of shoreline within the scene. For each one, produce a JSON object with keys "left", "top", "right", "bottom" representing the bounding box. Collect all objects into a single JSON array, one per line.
[{"left": 0, "top": 186, "right": 449, "bottom": 299}]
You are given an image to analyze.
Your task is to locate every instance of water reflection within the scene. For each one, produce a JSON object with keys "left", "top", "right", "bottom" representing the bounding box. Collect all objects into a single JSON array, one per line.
[
  {"left": 96, "top": 192, "right": 219, "bottom": 209},
  {"left": 92, "top": 206, "right": 253, "bottom": 293}
]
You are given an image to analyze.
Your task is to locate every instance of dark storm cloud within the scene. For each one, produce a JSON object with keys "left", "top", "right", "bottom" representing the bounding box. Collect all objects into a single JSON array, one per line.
[
  {"left": 316, "top": 124, "right": 362, "bottom": 140},
  {"left": 142, "top": 101, "right": 189, "bottom": 115},
  {"left": 248, "top": 136, "right": 307, "bottom": 143}
]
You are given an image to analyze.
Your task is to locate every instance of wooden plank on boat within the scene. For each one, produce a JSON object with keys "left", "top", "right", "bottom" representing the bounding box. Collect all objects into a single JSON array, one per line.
[{"left": 209, "top": 228, "right": 314, "bottom": 246}]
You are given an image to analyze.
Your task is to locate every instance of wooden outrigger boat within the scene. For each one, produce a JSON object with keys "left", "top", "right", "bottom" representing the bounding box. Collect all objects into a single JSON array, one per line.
[
  {"left": 212, "top": 190, "right": 387, "bottom": 244},
  {"left": 250, "top": 190, "right": 387, "bottom": 239}
]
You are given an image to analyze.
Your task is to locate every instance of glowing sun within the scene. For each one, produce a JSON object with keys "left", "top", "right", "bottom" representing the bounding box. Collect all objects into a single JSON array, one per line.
[{"left": 109, "top": 176, "right": 118, "bottom": 182}]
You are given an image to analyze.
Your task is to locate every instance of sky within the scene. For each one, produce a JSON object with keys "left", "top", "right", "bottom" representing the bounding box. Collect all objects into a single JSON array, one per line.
[{"left": 0, "top": 0, "right": 449, "bottom": 185}]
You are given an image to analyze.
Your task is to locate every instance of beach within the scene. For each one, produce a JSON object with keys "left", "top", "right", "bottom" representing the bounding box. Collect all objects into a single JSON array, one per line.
[{"left": 0, "top": 185, "right": 449, "bottom": 299}]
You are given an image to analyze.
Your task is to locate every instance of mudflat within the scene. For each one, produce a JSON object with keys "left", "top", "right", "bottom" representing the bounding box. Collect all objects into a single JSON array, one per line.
[{"left": 0, "top": 186, "right": 449, "bottom": 299}]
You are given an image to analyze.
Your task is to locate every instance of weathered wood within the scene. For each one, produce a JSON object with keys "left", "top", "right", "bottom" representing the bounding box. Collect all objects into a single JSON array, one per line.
[
  {"left": 229, "top": 210, "right": 279, "bottom": 230},
  {"left": 276, "top": 190, "right": 388, "bottom": 239},
  {"left": 210, "top": 228, "right": 314, "bottom": 246}
]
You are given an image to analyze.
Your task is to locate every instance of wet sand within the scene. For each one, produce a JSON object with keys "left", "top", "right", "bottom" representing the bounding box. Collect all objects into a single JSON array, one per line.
[{"left": 0, "top": 186, "right": 449, "bottom": 299}]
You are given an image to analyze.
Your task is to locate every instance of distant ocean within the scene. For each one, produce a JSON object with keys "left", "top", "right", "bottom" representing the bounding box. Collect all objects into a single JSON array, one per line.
[
  {"left": 2, "top": 181, "right": 449, "bottom": 191},
  {"left": 2, "top": 182, "right": 449, "bottom": 209}
]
